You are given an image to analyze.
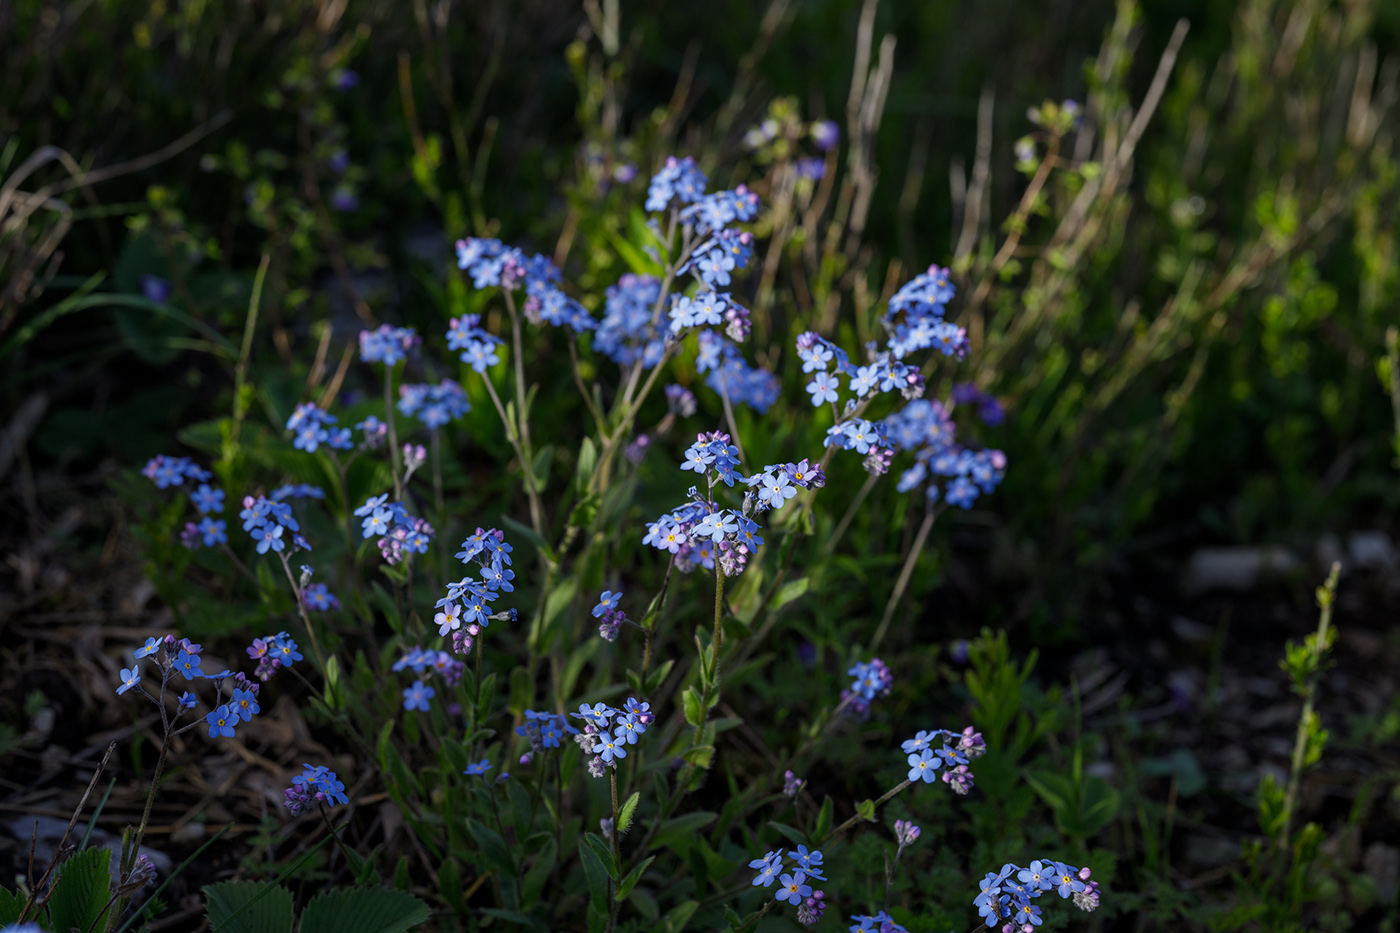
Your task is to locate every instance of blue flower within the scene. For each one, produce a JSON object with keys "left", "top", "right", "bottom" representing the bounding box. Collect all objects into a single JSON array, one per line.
[
  {"left": 693, "top": 509, "right": 738, "bottom": 543},
  {"left": 230, "top": 688, "right": 260, "bottom": 721},
  {"left": 272, "top": 634, "right": 303, "bottom": 666},
  {"left": 748, "top": 851, "right": 783, "bottom": 887},
  {"left": 197, "top": 517, "right": 227, "bottom": 547},
  {"left": 190, "top": 484, "right": 225, "bottom": 514},
  {"left": 786, "top": 845, "right": 826, "bottom": 880},
  {"left": 206, "top": 705, "right": 236, "bottom": 738},
  {"left": 403, "top": 680, "right": 435, "bottom": 712},
  {"left": 593, "top": 732, "right": 626, "bottom": 763},
  {"left": 614, "top": 716, "right": 643, "bottom": 745},
  {"left": 177, "top": 692, "right": 197, "bottom": 710},
  {"left": 696, "top": 250, "right": 735, "bottom": 287},
  {"left": 116, "top": 667, "right": 140, "bottom": 695},
  {"left": 254, "top": 523, "right": 285, "bottom": 554},
  {"left": 1019, "top": 860, "right": 1053, "bottom": 891},
  {"left": 901, "top": 730, "right": 936, "bottom": 754},
  {"left": 174, "top": 650, "right": 203, "bottom": 680},
  {"left": 775, "top": 871, "right": 811, "bottom": 905},
  {"left": 133, "top": 637, "right": 162, "bottom": 660},
  {"left": 464, "top": 759, "right": 491, "bottom": 776},
  {"left": 592, "top": 590, "right": 621, "bottom": 618},
  {"left": 806, "top": 372, "right": 839, "bottom": 406},
  {"left": 735, "top": 515, "right": 764, "bottom": 549},
  {"left": 907, "top": 748, "right": 939, "bottom": 783},
  {"left": 1051, "top": 862, "right": 1085, "bottom": 898},
  {"left": 303, "top": 583, "right": 340, "bottom": 611},
  {"left": 756, "top": 470, "right": 797, "bottom": 509}
]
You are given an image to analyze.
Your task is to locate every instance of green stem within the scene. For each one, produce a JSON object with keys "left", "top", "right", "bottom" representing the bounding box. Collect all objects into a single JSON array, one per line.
[
  {"left": 870, "top": 505, "right": 937, "bottom": 652},
  {"left": 384, "top": 369, "right": 403, "bottom": 501},
  {"left": 1278, "top": 562, "right": 1341, "bottom": 849},
  {"left": 819, "top": 779, "right": 912, "bottom": 846}
]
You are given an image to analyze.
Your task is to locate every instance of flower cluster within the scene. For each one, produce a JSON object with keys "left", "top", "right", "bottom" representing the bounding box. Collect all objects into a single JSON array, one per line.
[
  {"left": 269, "top": 483, "right": 325, "bottom": 501},
  {"left": 356, "top": 415, "right": 390, "bottom": 447},
  {"left": 398, "top": 379, "right": 470, "bottom": 429},
  {"left": 902, "top": 727, "right": 986, "bottom": 795},
  {"left": 117, "top": 635, "right": 263, "bottom": 743},
  {"left": 240, "top": 495, "right": 306, "bottom": 555},
  {"left": 515, "top": 709, "right": 578, "bottom": 753},
  {"left": 645, "top": 435, "right": 826, "bottom": 576},
  {"left": 455, "top": 238, "right": 595, "bottom": 333},
  {"left": 593, "top": 274, "right": 666, "bottom": 368},
  {"left": 286, "top": 403, "right": 352, "bottom": 453},
  {"left": 393, "top": 645, "right": 465, "bottom": 688},
  {"left": 353, "top": 493, "right": 434, "bottom": 565},
  {"left": 886, "top": 399, "right": 1006, "bottom": 509},
  {"left": 569, "top": 698, "right": 654, "bottom": 778},
  {"left": 841, "top": 658, "right": 893, "bottom": 718},
  {"left": 848, "top": 911, "right": 908, "bottom": 932},
  {"left": 445, "top": 313, "right": 505, "bottom": 372},
  {"left": 749, "top": 847, "right": 827, "bottom": 916},
  {"left": 359, "top": 325, "right": 420, "bottom": 366},
  {"left": 283, "top": 763, "right": 348, "bottom": 816},
  {"left": 141, "top": 454, "right": 211, "bottom": 489},
  {"left": 951, "top": 382, "right": 1007, "bottom": 426},
  {"left": 592, "top": 590, "right": 628, "bottom": 642},
  {"left": 783, "top": 770, "right": 805, "bottom": 798},
  {"left": 246, "top": 631, "right": 304, "bottom": 681},
  {"left": 644, "top": 155, "right": 708, "bottom": 212},
  {"left": 975, "top": 859, "right": 1100, "bottom": 930},
  {"left": 437, "top": 527, "right": 516, "bottom": 654},
  {"left": 696, "top": 331, "right": 779, "bottom": 412}
]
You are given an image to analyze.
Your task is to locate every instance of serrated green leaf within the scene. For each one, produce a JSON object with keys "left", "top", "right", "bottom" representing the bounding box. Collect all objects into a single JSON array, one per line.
[
  {"left": 204, "top": 881, "right": 294, "bottom": 933},
  {"left": 618, "top": 791, "right": 641, "bottom": 833},
  {"left": 47, "top": 847, "right": 112, "bottom": 933},
  {"left": 615, "top": 855, "right": 655, "bottom": 902},
  {"left": 299, "top": 887, "right": 430, "bottom": 933},
  {"left": 0, "top": 887, "right": 22, "bottom": 924}
]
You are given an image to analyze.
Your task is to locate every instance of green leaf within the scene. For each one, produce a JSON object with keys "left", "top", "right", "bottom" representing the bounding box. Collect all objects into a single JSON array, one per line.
[
  {"left": 659, "top": 900, "right": 699, "bottom": 933},
  {"left": 682, "top": 686, "right": 703, "bottom": 727},
  {"left": 584, "top": 832, "right": 617, "bottom": 878},
  {"left": 204, "top": 881, "right": 294, "bottom": 933},
  {"left": 478, "top": 908, "right": 535, "bottom": 926},
  {"left": 508, "top": 666, "right": 533, "bottom": 716},
  {"left": 573, "top": 436, "right": 598, "bottom": 495},
  {"left": 0, "top": 887, "right": 22, "bottom": 924},
  {"left": 299, "top": 887, "right": 431, "bottom": 933},
  {"left": 680, "top": 745, "right": 714, "bottom": 768},
  {"left": 855, "top": 799, "right": 876, "bottom": 822},
  {"left": 645, "top": 659, "right": 675, "bottom": 694},
  {"left": 467, "top": 820, "right": 514, "bottom": 875},
  {"left": 814, "top": 797, "right": 834, "bottom": 842},
  {"left": 618, "top": 791, "right": 641, "bottom": 833},
  {"left": 577, "top": 837, "right": 610, "bottom": 911},
  {"left": 47, "top": 847, "right": 112, "bottom": 933},
  {"left": 615, "top": 856, "right": 655, "bottom": 902},
  {"left": 521, "top": 837, "right": 557, "bottom": 905},
  {"left": 768, "top": 822, "right": 809, "bottom": 847},
  {"left": 652, "top": 811, "right": 717, "bottom": 852},
  {"left": 771, "top": 577, "right": 810, "bottom": 612}
]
